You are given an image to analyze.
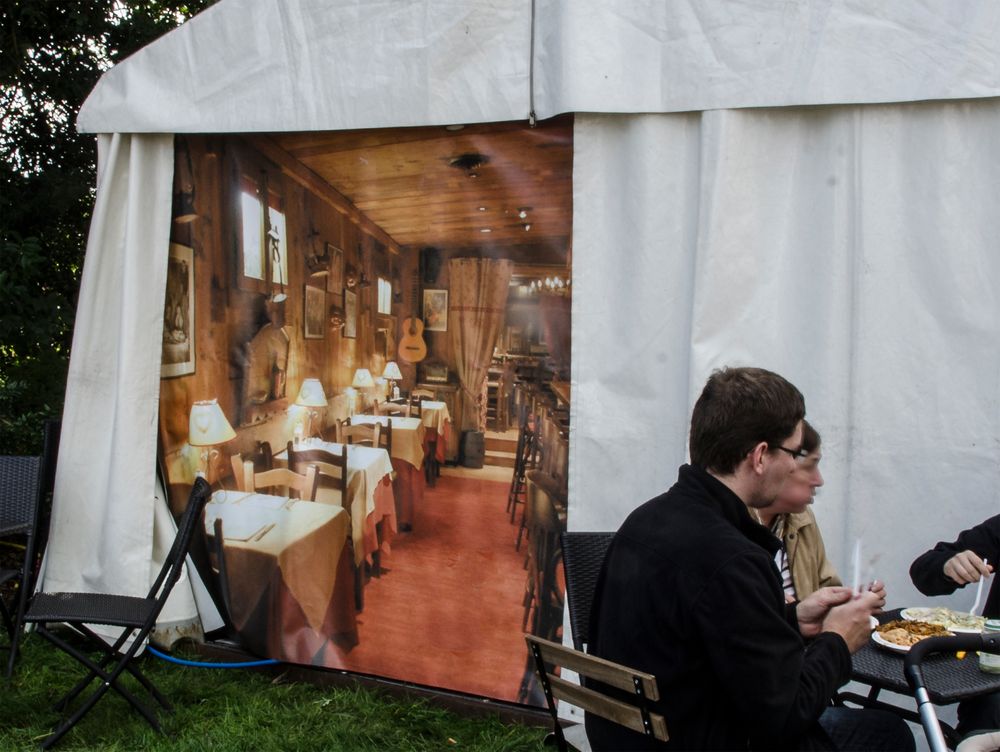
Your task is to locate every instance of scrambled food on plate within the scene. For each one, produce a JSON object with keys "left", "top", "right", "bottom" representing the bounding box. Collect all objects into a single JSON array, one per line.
[
  {"left": 876, "top": 619, "right": 952, "bottom": 647},
  {"left": 901, "top": 606, "right": 986, "bottom": 632}
]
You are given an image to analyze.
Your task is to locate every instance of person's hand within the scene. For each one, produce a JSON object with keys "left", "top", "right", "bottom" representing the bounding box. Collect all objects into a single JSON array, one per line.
[
  {"left": 797, "top": 586, "right": 853, "bottom": 639},
  {"left": 821, "top": 590, "right": 883, "bottom": 653},
  {"left": 864, "top": 580, "right": 887, "bottom": 610},
  {"left": 944, "top": 550, "right": 993, "bottom": 586}
]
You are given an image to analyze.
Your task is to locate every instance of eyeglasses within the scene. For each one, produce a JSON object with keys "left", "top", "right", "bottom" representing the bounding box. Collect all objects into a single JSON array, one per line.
[{"left": 771, "top": 445, "right": 809, "bottom": 460}]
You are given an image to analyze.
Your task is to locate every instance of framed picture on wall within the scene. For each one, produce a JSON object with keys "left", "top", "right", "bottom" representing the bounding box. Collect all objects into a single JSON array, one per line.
[
  {"left": 161, "top": 242, "right": 195, "bottom": 378},
  {"left": 328, "top": 244, "right": 344, "bottom": 293},
  {"left": 423, "top": 288, "right": 448, "bottom": 332},
  {"left": 304, "top": 285, "right": 325, "bottom": 339},
  {"left": 344, "top": 288, "right": 358, "bottom": 338}
]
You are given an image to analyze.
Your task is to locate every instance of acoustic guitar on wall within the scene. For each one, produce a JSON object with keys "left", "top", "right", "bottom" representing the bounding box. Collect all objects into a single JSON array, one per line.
[{"left": 398, "top": 273, "right": 427, "bottom": 363}]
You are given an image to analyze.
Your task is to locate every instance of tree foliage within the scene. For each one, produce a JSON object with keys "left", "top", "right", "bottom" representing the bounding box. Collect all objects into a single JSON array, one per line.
[{"left": 0, "top": 1, "right": 217, "bottom": 453}]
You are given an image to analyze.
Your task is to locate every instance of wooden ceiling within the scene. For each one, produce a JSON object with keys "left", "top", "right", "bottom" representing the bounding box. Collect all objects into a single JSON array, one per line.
[{"left": 268, "top": 115, "right": 573, "bottom": 269}]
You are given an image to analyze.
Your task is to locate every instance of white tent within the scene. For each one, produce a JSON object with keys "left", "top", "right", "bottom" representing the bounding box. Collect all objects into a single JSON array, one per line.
[{"left": 47, "top": 0, "right": 1000, "bottom": 674}]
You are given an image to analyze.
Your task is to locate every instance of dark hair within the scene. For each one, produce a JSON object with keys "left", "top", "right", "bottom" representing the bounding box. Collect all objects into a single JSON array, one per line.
[
  {"left": 800, "top": 419, "right": 821, "bottom": 455},
  {"left": 689, "top": 367, "right": 805, "bottom": 474}
]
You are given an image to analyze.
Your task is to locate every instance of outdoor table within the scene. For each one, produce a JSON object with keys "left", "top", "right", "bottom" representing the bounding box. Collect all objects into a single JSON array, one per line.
[{"left": 842, "top": 608, "right": 1000, "bottom": 745}]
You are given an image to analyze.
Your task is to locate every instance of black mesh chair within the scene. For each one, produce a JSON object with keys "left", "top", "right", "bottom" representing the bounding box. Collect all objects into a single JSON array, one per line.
[
  {"left": 560, "top": 531, "right": 614, "bottom": 651},
  {"left": 24, "top": 477, "right": 211, "bottom": 749},
  {"left": 0, "top": 453, "right": 46, "bottom": 678}
]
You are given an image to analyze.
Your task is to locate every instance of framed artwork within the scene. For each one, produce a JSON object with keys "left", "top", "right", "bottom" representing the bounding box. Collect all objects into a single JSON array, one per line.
[
  {"left": 304, "top": 285, "right": 325, "bottom": 339},
  {"left": 328, "top": 244, "right": 344, "bottom": 293},
  {"left": 344, "top": 288, "right": 358, "bottom": 338},
  {"left": 423, "top": 288, "right": 448, "bottom": 332},
  {"left": 161, "top": 243, "right": 195, "bottom": 377}
]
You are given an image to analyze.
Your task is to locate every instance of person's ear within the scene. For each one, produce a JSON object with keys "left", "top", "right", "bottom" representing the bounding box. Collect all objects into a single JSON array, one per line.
[{"left": 748, "top": 441, "right": 770, "bottom": 476}]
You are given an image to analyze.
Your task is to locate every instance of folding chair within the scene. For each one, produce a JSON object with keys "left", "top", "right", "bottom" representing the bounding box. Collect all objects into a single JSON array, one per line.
[
  {"left": 525, "top": 634, "right": 669, "bottom": 752},
  {"left": 23, "top": 477, "right": 212, "bottom": 749},
  {"left": 0, "top": 453, "right": 45, "bottom": 678}
]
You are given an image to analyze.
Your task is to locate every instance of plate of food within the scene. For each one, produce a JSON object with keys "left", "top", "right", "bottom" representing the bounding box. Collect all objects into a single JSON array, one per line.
[
  {"left": 872, "top": 619, "right": 953, "bottom": 653},
  {"left": 900, "top": 606, "right": 986, "bottom": 633}
]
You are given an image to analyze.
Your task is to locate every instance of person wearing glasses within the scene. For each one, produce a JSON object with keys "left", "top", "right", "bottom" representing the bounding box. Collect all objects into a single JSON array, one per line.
[
  {"left": 756, "top": 420, "right": 885, "bottom": 604},
  {"left": 910, "top": 516, "right": 1000, "bottom": 740},
  {"left": 586, "top": 367, "right": 912, "bottom": 751}
]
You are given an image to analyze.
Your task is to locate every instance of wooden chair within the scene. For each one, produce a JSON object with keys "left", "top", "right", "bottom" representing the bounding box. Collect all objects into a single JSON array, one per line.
[
  {"left": 560, "top": 532, "right": 614, "bottom": 651},
  {"left": 525, "top": 635, "right": 669, "bottom": 752},
  {"left": 24, "top": 479, "right": 213, "bottom": 749},
  {"left": 286, "top": 442, "right": 347, "bottom": 508},
  {"left": 378, "top": 418, "right": 393, "bottom": 456},
  {"left": 377, "top": 401, "right": 410, "bottom": 418},
  {"left": 243, "top": 461, "right": 318, "bottom": 500},
  {"left": 338, "top": 421, "right": 381, "bottom": 448},
  {"left": 408, "top": 388, "right": 436, "bottom": 418},
  {"left": 229, "top": 441, "right": 273, "bottom": 491}
]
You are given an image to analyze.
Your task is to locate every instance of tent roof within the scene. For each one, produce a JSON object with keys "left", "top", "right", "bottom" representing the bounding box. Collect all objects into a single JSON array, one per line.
[{"left": 79, "top": 0, "right": 1000, "bottom": 135}]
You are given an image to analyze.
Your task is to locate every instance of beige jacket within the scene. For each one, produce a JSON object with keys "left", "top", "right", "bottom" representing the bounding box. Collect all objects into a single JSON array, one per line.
[{"left": 783, "top": 508, "right": 842, "bottom": 599}]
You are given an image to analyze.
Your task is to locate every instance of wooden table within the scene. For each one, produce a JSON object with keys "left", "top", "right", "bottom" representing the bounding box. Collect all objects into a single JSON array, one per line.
[{"left": 204, "top": 490, "right": 357, "bottom": 662}]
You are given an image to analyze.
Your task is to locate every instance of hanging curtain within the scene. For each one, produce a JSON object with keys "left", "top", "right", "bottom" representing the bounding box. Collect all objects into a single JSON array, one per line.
[{"left": 448, "top": 258, "right": 513, "bottom": 432}]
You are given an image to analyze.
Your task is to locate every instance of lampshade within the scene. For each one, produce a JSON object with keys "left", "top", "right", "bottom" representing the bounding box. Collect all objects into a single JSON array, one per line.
[
  {"left": 382, "top": 362, "right": 403, "bottom": 380},
  {"left": 295, "top": 378, "right": 328, "bottom": 407},
  {"left": 352, "top": 368, "right": 375, "bottom": 388},
  {"left": 189, "top": 399, "right": 236, "bottom": 446}
]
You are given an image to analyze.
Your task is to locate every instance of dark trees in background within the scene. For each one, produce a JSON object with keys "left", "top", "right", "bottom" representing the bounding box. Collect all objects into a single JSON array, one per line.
[{"left": 0, "top": 1, "right": 217, "bottom": 453}]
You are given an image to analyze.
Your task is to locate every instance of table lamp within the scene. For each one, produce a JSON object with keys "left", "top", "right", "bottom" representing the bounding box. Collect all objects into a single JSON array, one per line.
[
  {"left": 189, "top": 399, "right": 237, "bottom": 479},
  {"left": 295, "top": 378, "right": 328, "bottom": 438},
  {"left": 382, "top": 361, "right": 403, "bottom": 400},
  {"left": 352, "top": 368, "right": 375, "bottom": 414}
]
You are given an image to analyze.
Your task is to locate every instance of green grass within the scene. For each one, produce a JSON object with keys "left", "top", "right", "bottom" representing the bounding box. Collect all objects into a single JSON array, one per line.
[{"left": 0, "top": 639, "right": 550, "bottom": 751}]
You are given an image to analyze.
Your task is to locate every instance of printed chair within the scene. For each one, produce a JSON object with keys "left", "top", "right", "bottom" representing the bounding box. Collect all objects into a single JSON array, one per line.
[
  {"left": 377, "top": 401, "right": 410, "bottom": 418},
  {"left": 338, "top": 421, "right": 381, "bottom": 448},
  {"left": 560, "top": 531, "right": 614, "bottom": 651},
  {"left": 0, "top": 453, "right": 46, "bottom": 678},
  {"left": 23, "top": 478, "right": 212, "bottom": 749},
  {"left": 525, "top": 634, "right": 669, "bottom": 752},
  {"left": 408, "top": 388, "right": 436, "bottom": 418},
  {"left": 243, "top": 461, "right": 318, "bottom": 500}
]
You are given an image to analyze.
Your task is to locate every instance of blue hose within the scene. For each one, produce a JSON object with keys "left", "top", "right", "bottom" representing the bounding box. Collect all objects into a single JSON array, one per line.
[{"left": 147, "top": 645, "right": 280, "bottom": 668}]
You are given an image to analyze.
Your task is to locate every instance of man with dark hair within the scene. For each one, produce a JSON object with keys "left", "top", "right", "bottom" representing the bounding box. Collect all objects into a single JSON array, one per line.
[{"left": 586, "top": 367, "right": 913, "bottom": 751}]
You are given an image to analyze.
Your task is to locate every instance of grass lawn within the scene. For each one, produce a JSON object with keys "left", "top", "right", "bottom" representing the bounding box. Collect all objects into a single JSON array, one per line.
[{"left": 0, "top": 639, "right": 550, "bottom": 751}]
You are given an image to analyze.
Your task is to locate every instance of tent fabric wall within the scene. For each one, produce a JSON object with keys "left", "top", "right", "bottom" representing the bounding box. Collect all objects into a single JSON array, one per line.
[
  {"left": 40, "top": 133, "right": 200, "bottom": 632},
  {"left": 570, "top": 104, "right": 1000, "bottom": 611},
  {"left": 46, "top": 0, "right": 1000, "bottom": 663},
  {"left": 76, "top": 0, "right": 531, "bottom": 134},
  {"left": 76, "top": 1, "right": 1000, "bottom": 135}
]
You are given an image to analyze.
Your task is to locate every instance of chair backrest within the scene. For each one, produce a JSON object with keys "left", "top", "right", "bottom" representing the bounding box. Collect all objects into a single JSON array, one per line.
[
  {"left": 409, "top": 388, "right": 435, "bottom": 416},
  {"left": 561, "top": 531, "right": 614, "bottom": 651},
  {"left": 525, "top": 635, "right": 668, "bottom": 749},
  {"left": 229, "top": 441, "right": 273, "bottom": 492},
  {"left": 339, "top": 421, "right": 380, "bottom": 448},
  {"left": 147, "top": 477, "right": 213, "bottom": 607},
  {"left": 379, "top": 418, "right": 393, "bottom": 456},
  {"left": 207, "top": 517, "right": 233, "bottom": 624},
  {"left": 243, "top": 461, "right": 318, "bottom": 500},
  {"left": 377, "top": 401, "right": 410, "bottom": 418},
  {"left": 0, "top": 455, "right": 43, "bottom": 537},
  {"left": 286, "top": 442, "right": 347, "bottom": 507}
]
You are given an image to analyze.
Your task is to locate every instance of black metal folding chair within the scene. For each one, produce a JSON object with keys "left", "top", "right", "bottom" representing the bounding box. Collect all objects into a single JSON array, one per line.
[
  {"left": 23, "top": 477, "right": 211, "bottom": 749},
  {"left": 0, "top": 452, "right": 46, "bottom": 678},
  {"left": 560, "top": 531, "right": 614, "bottom": 651}
]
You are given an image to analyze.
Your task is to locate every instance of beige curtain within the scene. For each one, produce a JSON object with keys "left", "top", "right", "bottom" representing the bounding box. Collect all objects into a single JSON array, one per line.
[{"left": 448, "top": 258, "right": 513, "bottom": 432}]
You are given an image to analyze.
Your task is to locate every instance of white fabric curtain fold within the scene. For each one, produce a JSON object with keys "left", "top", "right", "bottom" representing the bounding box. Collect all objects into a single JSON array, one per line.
[
  {"left": 571, "top": 103, "right": 1000, "bottom": 611},
  {"left": 40, "top": 133, "right": 199, "bottom": 633}
]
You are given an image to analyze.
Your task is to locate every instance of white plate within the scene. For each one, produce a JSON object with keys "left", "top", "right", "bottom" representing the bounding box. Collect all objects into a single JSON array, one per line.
[
  {"left": 871, "top": 630, "right": 910, "bottom": 653},
  {"left": 900, "top": 607, "right": 984, "bottom": 633}
]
